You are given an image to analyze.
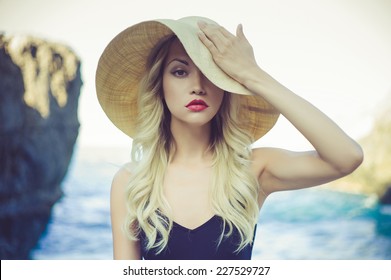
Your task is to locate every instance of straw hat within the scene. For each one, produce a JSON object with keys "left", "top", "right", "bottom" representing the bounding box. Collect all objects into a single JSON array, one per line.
[{"left": 96, "top": 16, "right": 279, "bottom": 140}]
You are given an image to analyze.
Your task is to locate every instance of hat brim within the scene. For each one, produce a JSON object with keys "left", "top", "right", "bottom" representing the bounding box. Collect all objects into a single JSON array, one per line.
[{"left": 96, "top": 16, "right": 279, "bottom": 140}]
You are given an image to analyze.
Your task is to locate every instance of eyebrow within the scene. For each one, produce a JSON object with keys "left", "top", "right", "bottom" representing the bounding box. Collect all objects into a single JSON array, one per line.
[{"left": 167, "top": 58, "right": 189, "bottom": 66}]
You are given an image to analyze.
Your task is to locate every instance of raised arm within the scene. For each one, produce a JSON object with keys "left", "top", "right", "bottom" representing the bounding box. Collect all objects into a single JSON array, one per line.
[
  {"left": 110, "top": 164, "right": 141, "bottom": 259},
  {"left": 198, "top": 21, "right": 363, "bottom": 195}
]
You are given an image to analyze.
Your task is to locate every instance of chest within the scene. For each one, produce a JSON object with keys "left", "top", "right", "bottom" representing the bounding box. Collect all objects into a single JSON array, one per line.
[
  {"left": 140, "top": 215, "right": 255, "bottom": 260},
  {"left": 162, "top": 164, "right": 214, "bottom": 227}
]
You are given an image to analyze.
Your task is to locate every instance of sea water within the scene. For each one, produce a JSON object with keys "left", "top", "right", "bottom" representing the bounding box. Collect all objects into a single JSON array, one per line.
[{"left": 31, "top": 147, "right": 391, "bottom": 260}]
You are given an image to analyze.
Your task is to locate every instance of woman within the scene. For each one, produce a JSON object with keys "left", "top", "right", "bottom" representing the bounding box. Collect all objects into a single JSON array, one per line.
[{"left": 95, "top": 16, "right": 363, "bottom": 260}]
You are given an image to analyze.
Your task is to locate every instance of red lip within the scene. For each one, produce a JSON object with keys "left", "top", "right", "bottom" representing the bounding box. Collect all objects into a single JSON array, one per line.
[
  {"left": 186, "top": 99, "right": 208, "bottom": 107},
  {"left": 185, "top": 99, "right": 209, "bottom": 112}
]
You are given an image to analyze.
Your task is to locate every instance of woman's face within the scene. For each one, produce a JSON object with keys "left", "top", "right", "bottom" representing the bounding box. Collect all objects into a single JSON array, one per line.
[{"left": 162, "top": 39, "right": 224, "bottom": 128}]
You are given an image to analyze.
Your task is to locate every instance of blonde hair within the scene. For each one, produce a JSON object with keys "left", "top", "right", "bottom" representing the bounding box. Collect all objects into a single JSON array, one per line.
[{"left": 124, "top": 36, "right": 260, "bottom": 254}]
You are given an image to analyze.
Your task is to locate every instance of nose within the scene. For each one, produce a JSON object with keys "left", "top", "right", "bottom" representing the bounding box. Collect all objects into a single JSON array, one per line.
[{"left": 191, "top": 70, "right": 206, "bottom": 95}]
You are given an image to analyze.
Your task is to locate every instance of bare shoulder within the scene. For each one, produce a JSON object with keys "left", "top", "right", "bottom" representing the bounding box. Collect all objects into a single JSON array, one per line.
[
  {"left": 112, "top": 162, "right": 134, "bottom": 192},
  {"left": 110, "top": 162, "right": 141, "bottom": 259},
  {"left": 251, "top": 147, "right": 281, "bottom": 174},
  {"left": 251, "top": 146, "right": 276, "bottom": 159},
  {"left": 252, "top": 146, "right": 297, "bottom": 164},
  {"left": 111, "top": 162, "right": 135, "bottom": 206},
  {"left": 251, "top": 146, "right": 298, "bottom": 195}
]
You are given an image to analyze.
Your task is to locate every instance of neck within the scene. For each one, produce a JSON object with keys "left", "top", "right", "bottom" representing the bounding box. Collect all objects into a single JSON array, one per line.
[{"left": 169, "top": 120, "right": 213, "bottom": 165}]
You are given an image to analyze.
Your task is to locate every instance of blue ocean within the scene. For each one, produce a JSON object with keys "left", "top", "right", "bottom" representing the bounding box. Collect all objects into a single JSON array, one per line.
[{"left": 31, "top": 147, "right": 391, "bottom": 260}]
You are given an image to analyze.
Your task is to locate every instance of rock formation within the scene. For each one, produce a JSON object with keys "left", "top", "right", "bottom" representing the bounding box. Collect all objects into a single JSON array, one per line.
[{"left": 0, "top": 34, "right": 82, "bottom": 259}]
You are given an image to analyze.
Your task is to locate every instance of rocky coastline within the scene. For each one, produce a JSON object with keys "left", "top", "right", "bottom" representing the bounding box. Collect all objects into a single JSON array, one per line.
[{"left": 0, "top": 34, "right": 82, "bottom": 259}]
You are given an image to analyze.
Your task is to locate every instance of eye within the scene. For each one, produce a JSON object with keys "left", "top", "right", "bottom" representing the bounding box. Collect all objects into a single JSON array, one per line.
[{"left": 172, "top": 69, "right": 187, "bottom": 77}]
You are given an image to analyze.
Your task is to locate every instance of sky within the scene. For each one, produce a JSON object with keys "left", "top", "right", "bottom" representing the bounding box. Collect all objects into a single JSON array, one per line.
[{"left": 1, "top": 0, "right": 391, "bottom": 150}]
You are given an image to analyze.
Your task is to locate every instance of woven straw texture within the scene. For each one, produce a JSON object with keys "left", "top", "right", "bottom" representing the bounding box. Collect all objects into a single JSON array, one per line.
[{"left": 96, "top": 16, "right": 279, "bottom": 140}]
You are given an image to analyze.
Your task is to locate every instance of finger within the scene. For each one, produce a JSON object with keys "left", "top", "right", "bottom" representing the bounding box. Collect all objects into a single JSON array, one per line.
[
  {"left": 236, "top": 24, "right": 243, "bottom": 38},
  {"left": 198, "top": 31, "right": 220, "bottom": 56},
  {"left": 237, "top": 24, "right": 252, "bottom": 47},
  {"left": 237, "top": 24, "right": 247, "bottom": 40},
  {"left": 197, "top": 20, "right": 208, "bottom": 30},
  {"left": 219, "top": 25, "right": 235, "bottom": 39},
  {"left": 198, "top": 21, "right": 229, "bottom": 47}
]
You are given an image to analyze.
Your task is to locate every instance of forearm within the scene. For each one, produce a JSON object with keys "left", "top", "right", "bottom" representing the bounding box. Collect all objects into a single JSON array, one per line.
[{"left": 243, "top": 67, "right": 363, "bottom": 173}]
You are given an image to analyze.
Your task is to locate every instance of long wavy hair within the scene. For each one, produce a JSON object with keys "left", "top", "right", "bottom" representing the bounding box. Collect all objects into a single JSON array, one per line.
[{"left": 124, "top": 35, "right": 260, "bottom": 254}]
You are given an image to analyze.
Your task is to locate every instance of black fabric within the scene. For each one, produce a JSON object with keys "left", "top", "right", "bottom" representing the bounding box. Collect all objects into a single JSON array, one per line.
[{"left": 139, "top": 215, "right": 256, "bottom": 260}]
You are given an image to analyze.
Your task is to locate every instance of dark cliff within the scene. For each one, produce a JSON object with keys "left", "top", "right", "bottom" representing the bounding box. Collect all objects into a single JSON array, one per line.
[{"left": 0, "top": 34, "right": 82, "bottom": 259}]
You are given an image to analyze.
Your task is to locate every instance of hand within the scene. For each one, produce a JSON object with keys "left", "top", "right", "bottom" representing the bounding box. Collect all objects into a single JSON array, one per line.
[{"left": 198, "top": 21, "right": 260, "bottom": 84}]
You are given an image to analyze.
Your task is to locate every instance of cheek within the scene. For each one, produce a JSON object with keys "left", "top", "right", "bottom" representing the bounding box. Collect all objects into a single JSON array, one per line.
[
  {"left": 163, "top": 83, "right": 176, "bottom": 105},
  {"left": 162, "top": 78, "right": 179, "bottom": 112},
  {"left": 162, "top": 74, "right": 169, "bottom": 97},
  {"left": 162, "top": 76, "right": 174, "bottom": 101},
  {"left": 162, "top": 73, "right": 183, "bottom": 98}
]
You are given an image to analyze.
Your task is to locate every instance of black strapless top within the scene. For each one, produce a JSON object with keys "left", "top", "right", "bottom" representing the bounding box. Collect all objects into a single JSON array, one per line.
[{"left": 139, "top": 215, "right": 256, "bottom": 260}]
